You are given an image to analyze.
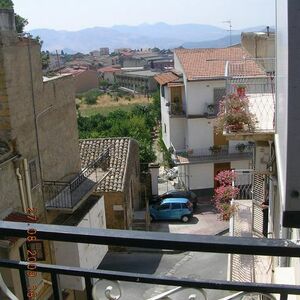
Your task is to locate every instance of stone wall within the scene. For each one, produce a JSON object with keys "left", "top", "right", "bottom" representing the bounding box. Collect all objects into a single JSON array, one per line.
[
  {"left": 103, "top": 192, "right": 125, "bottom": 229},
  {"left": 75, "top": 70, "right": 98, "bottom": 93},
  {"left": 0, "top": 30, "right": 81, "bottom": 216}
]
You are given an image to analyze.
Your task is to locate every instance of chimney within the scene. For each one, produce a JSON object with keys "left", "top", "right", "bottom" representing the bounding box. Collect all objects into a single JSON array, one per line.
[{"left": 0, "top": 9, "right": 16, "bottom": 32}]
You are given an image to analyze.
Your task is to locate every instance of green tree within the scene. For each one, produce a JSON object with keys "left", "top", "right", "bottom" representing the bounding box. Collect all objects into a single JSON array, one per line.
[
  {"left": 0, "top": 1, "right": 28, "bottom": 33},
  {"left": 0, "top": 0, "right": 14, "bottom": 8},
  {"left": 99, "top": 79, "right": 109, "bottom": 88},
  {"left": 41, "top": 51, "right": 50, "bottom": 70},
  {"left": 77, "top": 108, "right": 156, "bottom": 165},
  {"left": 15, "top": 14, "right": 28, "bottom": 33}
]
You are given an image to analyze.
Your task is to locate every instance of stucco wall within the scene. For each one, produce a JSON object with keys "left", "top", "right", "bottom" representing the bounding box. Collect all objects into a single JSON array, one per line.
[
  {"left": 170, "top": 118, "right": 186, "bottom": 150},
  {"left": 103, "top": 72, "right": 116, "bottom": 83},
  {"left": 231, "top": 160, "right": 251, "bottom": 170},
  {"left": 103, "top": 192, "right": 125, "bottom": 229},
  {"left": 123, "top": 139, "right": 141, "bottom": 213},
  {"left": 187, "top": 118, "right": 214, "bottom": 150},
  {"left": 75, "top": 70, "right": 98, "bottom": 93},
  {"left": 185, "top": 80, "right": 226, "bottom": 116},
  {"left": 40, "top": 76, "right": 81, "bottom": 181},
  {"left": 188, "top": 163, "right": 214, "bottom": 190},
  {"left": 54, "top": 196, "right": 107, "bottom": 290},
  {"left": 0, "top": 33, "right": 81, "bottom": 216},
  {"left": 0, "top": 161, "right": 23, "bottom": 212},
  {"left": 161, "top": 86, "right": 171, "bottom": 148}
]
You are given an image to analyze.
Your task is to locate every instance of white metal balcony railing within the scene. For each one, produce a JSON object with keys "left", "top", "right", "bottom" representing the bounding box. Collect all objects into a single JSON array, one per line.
[
  {"left": 224, "top": 65, "right": 276, "bottom": 135},
  {"left": 230, "top": 170, "right": 271, "bottom": 285},
  {"left": 171, "top": 145, "right": 253, "bottom": 164}
]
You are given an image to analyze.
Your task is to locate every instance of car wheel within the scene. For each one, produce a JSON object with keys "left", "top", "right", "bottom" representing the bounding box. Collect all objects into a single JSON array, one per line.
[{"left": 181, "top": 215, "right": 190, "bottom": 223}]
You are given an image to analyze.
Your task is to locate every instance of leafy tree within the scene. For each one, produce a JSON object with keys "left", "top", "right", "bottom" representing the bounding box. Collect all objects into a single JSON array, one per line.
[
  {"left": 82, "top": 89, "right": 103, "bottom": 105},
  {"left": 15, "top": 14, "right": 28, "bottom": 33},
  {"left": 0, "top": 0, "right": 13, "bottom": 8},
  {"left": 77, "top": 107, "right": 156, "bottom": 165},
  {"left": 41, "top": 51, "right": 50, "bottom": 70},
  {"left": 0, "top": 0, "right": 28, "bottom": 33},
  {"left": 99, "top": 79, "right": 109, "bottom": 88}
]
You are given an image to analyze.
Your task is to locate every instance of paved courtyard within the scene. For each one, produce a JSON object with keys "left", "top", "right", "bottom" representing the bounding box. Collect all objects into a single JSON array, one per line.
[{"left": 150, "top": 200, "right": 229, "bottom": 235}]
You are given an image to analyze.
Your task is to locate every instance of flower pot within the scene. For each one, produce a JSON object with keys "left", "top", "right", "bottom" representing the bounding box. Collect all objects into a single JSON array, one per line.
[
  {"left": 237, "top": 87, "right": 246, "bottom": 97},
  {"left": 227, "top": 123, "right": 244, "bottom": 133}
]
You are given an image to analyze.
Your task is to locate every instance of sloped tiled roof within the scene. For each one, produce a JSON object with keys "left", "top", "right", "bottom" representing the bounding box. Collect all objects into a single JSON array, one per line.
[
  {"left": 175, "top": 47, "right": 266, "bottom": 81},
  {"left": 98, "top": 66, "right": 121, "bottom": 73},
  {"left": 154, "top": 71, "right": 180, "bottom": 85},
  {"left": 4, "top": 212, "right": 38, "bottom": 223},
  {"left": 79, "top": 138, "right": 131, "bottom": 192}
]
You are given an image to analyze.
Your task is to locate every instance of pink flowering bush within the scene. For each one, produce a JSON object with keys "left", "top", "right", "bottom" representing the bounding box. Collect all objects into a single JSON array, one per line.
[
  {"left": 215, "top": 170, "right": 236, "bottom": 186},
  {"left": 214, "top": 185, "right": 239, "bottom": 202},
  {"left": 213, "top": 170, "right": 240, "bottom": 221},
  {"left": 215, "top": 93, "right": 257, "bottom": 134}
]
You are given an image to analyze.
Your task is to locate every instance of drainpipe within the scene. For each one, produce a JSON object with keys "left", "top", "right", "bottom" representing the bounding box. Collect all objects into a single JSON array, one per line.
[
  {"left": 23, "top": 158, "right": 33, "bottom": 209},
  {"left": 15, "top": 166, "right": 27, "bottom": 213}
]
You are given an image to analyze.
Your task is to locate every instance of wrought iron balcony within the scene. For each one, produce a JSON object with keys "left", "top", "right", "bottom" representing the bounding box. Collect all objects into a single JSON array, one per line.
[
  {"left": 0, "top": 221, "right": 299, "bottom": 300},
  {"left": 43, "top": 148, "right": 110, "bottom": 212},
  {"left": 168, "top": 102, "right": 186, "bottom": 116},
  {"left": 172, "top": 145, "right": 253, "bottom": 165}
]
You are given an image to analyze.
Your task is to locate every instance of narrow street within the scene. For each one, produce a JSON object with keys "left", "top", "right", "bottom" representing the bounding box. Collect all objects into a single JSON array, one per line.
[{"left": 98, "top": 249, "right": 230, "bottom": 300}]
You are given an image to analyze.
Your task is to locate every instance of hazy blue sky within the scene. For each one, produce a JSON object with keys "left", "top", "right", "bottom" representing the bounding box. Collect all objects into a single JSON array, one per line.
[{"left": 13, "top": 0, "right": 275, "bottom": 31}]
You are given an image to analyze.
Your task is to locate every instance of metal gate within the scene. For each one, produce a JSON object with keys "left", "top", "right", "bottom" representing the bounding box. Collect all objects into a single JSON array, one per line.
[{"left": 252, "top": 174, "right": 267, "bottom": 237}]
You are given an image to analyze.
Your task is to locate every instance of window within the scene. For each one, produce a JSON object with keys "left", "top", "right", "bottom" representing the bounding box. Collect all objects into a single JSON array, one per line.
[
  {"left": 161, "top": 85, "right": 165, "bottom": 97},
  {"left": 172, "top": 203, "right": 182, "bottom": 209},
  {"left": 158, "top": 203, "right": 170, "bottom": 210},
  {"left": 29, "top": 159, "right": 38, "bottom": 189},
  {"left": 26, "top": 241, "right": 45, "bottom": 261},
  {"left": 164, "top": 123, "right": 166, "bottom": 133}
]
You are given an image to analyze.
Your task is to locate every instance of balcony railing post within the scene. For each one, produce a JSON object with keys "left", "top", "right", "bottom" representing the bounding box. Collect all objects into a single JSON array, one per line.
[
  {"left": 51, "top": 272, "right": 63, "bottom": 300},
  {"left": 280, "top": 293, "right": 288, "bottom": 300},
  {"left": 85, "top": 276, "right": 93, "bottom": 300},
  {"left": 19, "top": 269, "right": 28, "bottom": 300}
]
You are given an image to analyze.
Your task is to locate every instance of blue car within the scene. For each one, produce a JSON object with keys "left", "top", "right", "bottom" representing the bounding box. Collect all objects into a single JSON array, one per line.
[{"left": 150, "top": 198, "right": 193, "bottom": 223}]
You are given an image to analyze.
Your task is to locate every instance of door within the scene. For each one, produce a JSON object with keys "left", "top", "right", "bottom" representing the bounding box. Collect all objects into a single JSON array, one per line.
[
  {"left": 170, "top": 202, "right": 182, "bottom": 219},
  {"left": 156, "top": 203, "right": 171, "bottom": 220}
]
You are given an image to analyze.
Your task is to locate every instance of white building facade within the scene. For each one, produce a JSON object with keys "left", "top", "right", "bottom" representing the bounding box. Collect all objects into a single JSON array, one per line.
[{"left": 155, "top": 48, "right": 265, "bottom": 196}]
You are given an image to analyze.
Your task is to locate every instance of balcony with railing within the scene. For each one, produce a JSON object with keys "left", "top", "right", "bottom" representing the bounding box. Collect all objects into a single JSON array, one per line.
[
  {"left": 0, "top": 221, "right": 299, "bottom": 300},
  {"left": 43, "top": 148, "right": 110, "bottom": 212},
  {"left": 172, "top": 145, "right": 253, "bottom": 165},
  {"left": 168, "top": 101, "right": 186, "bottom": 116},
  {"left": 219, "top": 64, "right": 275, "bottom": 140},
  {"left": 229, "top": 170, "right": 272, "bottom": 285}
]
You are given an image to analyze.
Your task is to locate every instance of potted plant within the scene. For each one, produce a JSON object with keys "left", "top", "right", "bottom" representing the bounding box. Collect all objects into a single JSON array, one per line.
[
  {"left": 209, "top": 145, "right": 222, "bottom": 154},
  {"left": 207, "top": 103, "right": 215, "bottom": 114},
  {"left": 215, "top": 93, "right": 257, "bottom": 134},
  {"left": 236, "top": 84, "right": 246, "bottom": 97},
  {"left": 235, "top": 143, "right": 246, "bottom": 152}
]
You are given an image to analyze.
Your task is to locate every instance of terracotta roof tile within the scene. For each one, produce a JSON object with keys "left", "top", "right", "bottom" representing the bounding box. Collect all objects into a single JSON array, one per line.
[
  {"left": 4, "top": 212, "right": 38, "bottom": 223},
  {"left": 79, "top": 138, "right": 132, "bottom": 192},
  {"left": 98, "top": 66, "right": 121, "bottom": 73},
  {"left": 175, "top": 47, "right": 266, "bottom": 80},
  {"left": 154, "top": 71, "right": 180, "bottom": 85}
]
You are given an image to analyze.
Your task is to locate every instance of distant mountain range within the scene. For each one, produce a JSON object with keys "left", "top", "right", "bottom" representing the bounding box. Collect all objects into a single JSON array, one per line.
[{"left": 29, "top": 23, "right": 272, "bottom": 54}]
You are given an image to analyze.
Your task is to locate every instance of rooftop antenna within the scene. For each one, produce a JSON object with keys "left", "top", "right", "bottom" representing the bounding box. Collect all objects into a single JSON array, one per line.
[{"left": 222, "top": 20, "right": 232, "bottom": 47}]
